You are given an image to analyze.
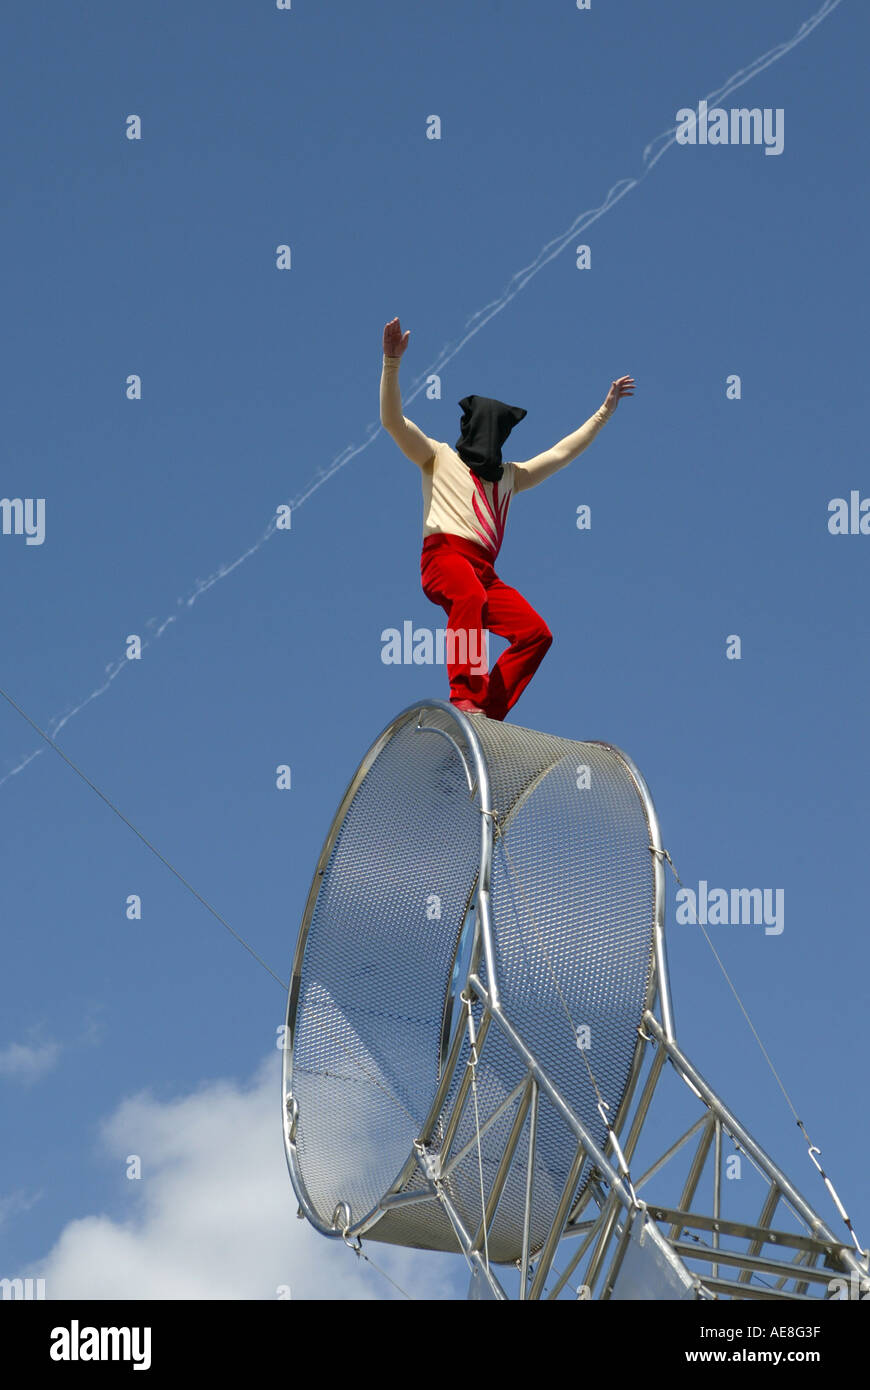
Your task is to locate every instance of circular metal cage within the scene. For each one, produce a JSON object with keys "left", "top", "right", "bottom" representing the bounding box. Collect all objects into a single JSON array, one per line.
[{"left": 283, "top": 701, "right": 665, "bottom": 1264}]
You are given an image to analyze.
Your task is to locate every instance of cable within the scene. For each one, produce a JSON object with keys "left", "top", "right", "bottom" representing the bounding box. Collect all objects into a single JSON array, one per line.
[
  {"left": 0, "top": 682, "right": 439, "bottom": 1300},
  {"left": 0, "top": 685, "right": 287, "bottom": 992},
  {"left": 654, "top": 845, "right": 864, "bottom": 1254},
  {"left": 340, "top": 1226, "right": 414, "bottom": 1301}
]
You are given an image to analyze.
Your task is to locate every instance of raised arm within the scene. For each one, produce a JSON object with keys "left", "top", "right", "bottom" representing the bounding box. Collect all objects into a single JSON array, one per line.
[
  {"left": 512, "top": 375, "right": 634, "bottom": 491},
  {"left": 380, "top": 317, "right": 437, "bottom": 469}
]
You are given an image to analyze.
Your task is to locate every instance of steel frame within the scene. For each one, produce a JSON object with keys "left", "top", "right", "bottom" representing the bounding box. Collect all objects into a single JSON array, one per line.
[{"left": 283, "top": 700, "right": 868, "bottom": 1300}]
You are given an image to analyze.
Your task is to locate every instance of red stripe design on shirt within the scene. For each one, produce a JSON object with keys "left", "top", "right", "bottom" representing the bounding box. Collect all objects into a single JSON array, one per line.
[{"left": 471, "top": 475, "right": 510, "bottom": 556}]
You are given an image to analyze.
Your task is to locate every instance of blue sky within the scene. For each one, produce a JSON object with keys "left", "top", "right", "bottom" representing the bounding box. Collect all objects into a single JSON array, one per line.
[{"left": 1, "top": 0, "right": 867, "bottom": 1298}]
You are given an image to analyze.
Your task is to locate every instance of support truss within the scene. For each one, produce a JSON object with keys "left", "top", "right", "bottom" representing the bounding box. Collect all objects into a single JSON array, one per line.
[{"left": 363, "top": 982, "right": 868, "bottom": 1301}]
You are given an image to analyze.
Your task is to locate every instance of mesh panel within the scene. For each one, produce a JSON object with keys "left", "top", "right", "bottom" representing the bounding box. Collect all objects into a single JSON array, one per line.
[
  {"left": 289, "top": 705, "right": 656, "bottom": 1261},
  {"left": 292, "top": 714, "right": 479, "bottom": 1228}
]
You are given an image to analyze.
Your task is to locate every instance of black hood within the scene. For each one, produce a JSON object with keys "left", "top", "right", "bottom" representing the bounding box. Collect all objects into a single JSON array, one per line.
[{"left": 455, "top": 395, "right": 527, "bottom": 483}]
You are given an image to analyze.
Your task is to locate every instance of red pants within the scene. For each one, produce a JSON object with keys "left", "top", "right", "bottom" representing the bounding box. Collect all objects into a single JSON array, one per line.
[{"left": 420, "top": 533, "right": 552, "bottom": 721}]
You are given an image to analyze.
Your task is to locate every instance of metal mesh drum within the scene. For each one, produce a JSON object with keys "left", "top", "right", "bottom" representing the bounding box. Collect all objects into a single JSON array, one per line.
[{"left": 283, "top": 700, "right": 661, "bottom": 1264}]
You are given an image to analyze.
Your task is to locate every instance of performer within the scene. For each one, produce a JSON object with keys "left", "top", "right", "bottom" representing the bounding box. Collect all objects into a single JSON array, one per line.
[{"left": 380, "top": 316, "right": 633, "bottom": 720}]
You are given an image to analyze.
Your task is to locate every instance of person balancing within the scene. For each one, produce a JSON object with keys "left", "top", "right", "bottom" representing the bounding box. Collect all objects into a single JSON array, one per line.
[{"left": 380, "top": 316, "right": 634, "bottom": 721}]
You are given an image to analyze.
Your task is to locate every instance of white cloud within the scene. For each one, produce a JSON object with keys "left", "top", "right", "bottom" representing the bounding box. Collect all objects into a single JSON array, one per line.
[
  {"left": 0, "top": 1039, "right": 60, "bottom": 1084},
  {"left": 24, "top": 1055, "right": 464, "bottom": 1300}
]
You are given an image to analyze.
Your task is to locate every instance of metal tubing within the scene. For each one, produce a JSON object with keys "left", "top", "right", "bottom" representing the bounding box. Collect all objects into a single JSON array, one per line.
[
  {"left": 600, "top": 1209, "right": 638, "bottom": 1300},
  {"left": 643, "top": 1012, "right": 866, "bottom": 1281},
  {"left": 519, "top": 1081, "right": 539, "bottom": 1299},
  {"left": 413, "top": 721, "right": 475, "bottom": 794},
  {"left": 471, "top": 1081, "right": 533, "bottom": 1252},
  {"left": 582, "top": 1192, "right": 625, "bottom": 1297},
  {"left": 377, "top": 1189, "right": 439, "bottom": 1211},
  {"left": 621, "top": 1043, "right": 668, "bottom": 1168},
  {"left": 528, "top": 1144, "right": 590, "bottom": 1300},
  {"left": 713, "top": 1117, "right": 722, "bottom": 1281},
  {"left": 670, "top": 1240, "right": 835, "bottom": 1286},
  {"left": 699, "top": 1275, "right": 817, "bottom": 1303},
  {"left": 739, "top": 1184, "right": 782, "bottom": 1285},
  {"left": 439, "top": 1010, "right": 493, "bottom": 1165},
  {"left": 470, "top": 974, "right": 634, "bottom": 1208},
  {"left": 442, "top": 1076, "right": 528, "bottom": 1179},
  {"left": 415, "top": 702, "right": 500, "bottom": 1006},
  {"left": 670, "top": 1115, "right": 715, "bottom": 1241},
  {"left": 545, "top": 1209, "right": 608, "bottom": 1300},
  {"left": 594, "top": 742, "right": 675, "bottom": 1041},
  {"left": 646, "top": 1205, "right": 846, "bottom": 1258},
  {"left": 635, "top": 1113, "right": 711, "bottom": 1193},
  {"left": 428, "top": 1178, "right": 506, "bottom": 1300}
]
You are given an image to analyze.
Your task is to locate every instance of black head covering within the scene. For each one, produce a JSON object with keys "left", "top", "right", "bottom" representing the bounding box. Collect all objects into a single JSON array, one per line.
[{"left": 455, "top": 395, "right": 527, "bottom": 483}]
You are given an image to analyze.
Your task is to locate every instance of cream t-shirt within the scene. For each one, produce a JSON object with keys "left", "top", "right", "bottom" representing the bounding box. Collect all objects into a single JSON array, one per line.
[{"left": 380, "top": 354, "right": 612, "bottom": 558}]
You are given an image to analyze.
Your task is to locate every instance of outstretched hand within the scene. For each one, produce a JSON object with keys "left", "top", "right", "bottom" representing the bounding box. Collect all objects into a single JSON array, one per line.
[
  {"left": 604, "top": 375, "right": 635, "bottom": 412},
  {"left": 383, "top": 316, "right": 411, "bottom": 358}
]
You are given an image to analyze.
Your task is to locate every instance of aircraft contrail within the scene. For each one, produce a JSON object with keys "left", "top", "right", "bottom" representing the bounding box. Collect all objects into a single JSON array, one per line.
[{"left": 0, "top": 0, "right": 844, "bottom": 787}]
